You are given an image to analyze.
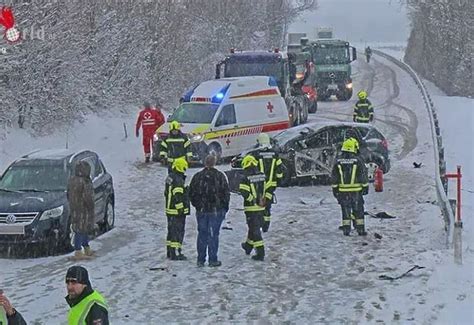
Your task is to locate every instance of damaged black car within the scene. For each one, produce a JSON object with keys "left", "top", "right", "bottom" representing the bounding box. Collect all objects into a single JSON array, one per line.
[{"left": 226, "top": 121, "right": 390, "bottom": 190}]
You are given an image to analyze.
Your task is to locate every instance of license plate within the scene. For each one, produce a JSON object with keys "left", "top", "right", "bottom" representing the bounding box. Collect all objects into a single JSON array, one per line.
[
  {"left": 328, "top": 84, "right": 338, "bottom": 90},
  {"left": 0, "top": 225, "right": 25, "bottom": 235}
]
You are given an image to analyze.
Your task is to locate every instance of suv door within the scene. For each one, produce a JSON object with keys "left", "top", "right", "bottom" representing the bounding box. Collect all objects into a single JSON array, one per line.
[
  {"left": 293, "top": 127, "right": 334, "bottom": 177},
  {"left": 81, "top": 154, "right": 107, "bottom": 223}
]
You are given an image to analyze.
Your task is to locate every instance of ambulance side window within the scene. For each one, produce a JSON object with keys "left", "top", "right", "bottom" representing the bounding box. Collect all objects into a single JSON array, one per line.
[{"left": 215, "top": 104, "right": 236, "bottom": 127}]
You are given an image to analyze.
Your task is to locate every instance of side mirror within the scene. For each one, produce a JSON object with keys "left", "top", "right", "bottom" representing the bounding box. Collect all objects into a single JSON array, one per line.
[{"left": 215, "top": 63, "right": 221, "bottom": 79}]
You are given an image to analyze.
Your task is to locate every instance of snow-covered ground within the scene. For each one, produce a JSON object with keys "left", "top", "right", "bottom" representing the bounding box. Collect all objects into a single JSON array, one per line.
[{"left": 1, "top": 50, "right": 472, "bottom": 324}]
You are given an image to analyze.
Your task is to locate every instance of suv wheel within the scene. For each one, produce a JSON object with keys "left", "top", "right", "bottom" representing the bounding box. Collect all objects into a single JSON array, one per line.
[{"left": 100, "top": 198, "right": 115, "bottom": 232}]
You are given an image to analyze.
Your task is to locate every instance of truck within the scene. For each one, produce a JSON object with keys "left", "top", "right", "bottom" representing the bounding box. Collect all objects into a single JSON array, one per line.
[
  {"left": 315, "top": 27, "right": 333, "bottom": 39},
  {"left": 215, "top": 49, "right": 309, "bottom": 126},
  {"left": 302, "top": 38, "right": 357, "bottom": 101},
  {"left": 287, "top": 32, "right": 307, "bottom": 53}
]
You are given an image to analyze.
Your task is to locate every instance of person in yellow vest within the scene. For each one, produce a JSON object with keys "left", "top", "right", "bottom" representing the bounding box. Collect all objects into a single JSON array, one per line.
[
  {"left": 65, "top": 266, "right": 109, "bottom": 325},
  {"left": 0, "top": 290, "right": 27, "bottom": 325}
]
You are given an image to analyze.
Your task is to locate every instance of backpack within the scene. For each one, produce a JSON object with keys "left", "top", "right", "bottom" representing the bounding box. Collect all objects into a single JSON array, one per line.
[{"left": 198, "top": 169, "right": 219, "bottom": 211}]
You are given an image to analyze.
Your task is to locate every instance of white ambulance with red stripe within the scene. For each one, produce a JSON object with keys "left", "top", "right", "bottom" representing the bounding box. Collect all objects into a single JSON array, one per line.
[{"left": 154, "top": 76, "right": 290, "bottom": 163}]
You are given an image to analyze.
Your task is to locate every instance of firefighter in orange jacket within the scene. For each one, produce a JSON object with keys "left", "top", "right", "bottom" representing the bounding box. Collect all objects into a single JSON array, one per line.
[{"left": 136, "top": 101, "right": 165, "bottom": 162}]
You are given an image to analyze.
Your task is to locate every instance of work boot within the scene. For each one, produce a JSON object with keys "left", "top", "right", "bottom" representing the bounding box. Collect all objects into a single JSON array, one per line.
[
  {"left": 251, "top": 247, "right": 265, "bottom": 261},
  {"left": 208, "top": 261, "right": 222, "bottom": 267},
  {"left": 241, "top": 242, "right": 253, "bottom": 255},
  {"left": 343, "top": 228, "right": 351, "bottom": 236},
  {"left": 197, "top": 261, "right": 205, "bottom": 267},
  {"left": 84, "top": 246, "right": 95, "bottom": 256},
  {"left": 145, "top": 156, "right": 150, "bottom": 163}
]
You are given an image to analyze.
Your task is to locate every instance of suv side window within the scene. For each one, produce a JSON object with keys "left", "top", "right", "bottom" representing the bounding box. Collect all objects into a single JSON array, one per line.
[
  {"left": 81, "top": 157, "right": 97, "bottom": 180},
  {"left": 215, "top": 104, "right": 236, "bottom": 127}
]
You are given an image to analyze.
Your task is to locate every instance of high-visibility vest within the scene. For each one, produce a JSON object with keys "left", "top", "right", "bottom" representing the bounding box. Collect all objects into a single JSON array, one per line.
[{"left": 67, "top": 290, "right": 108, "bottom": 325}]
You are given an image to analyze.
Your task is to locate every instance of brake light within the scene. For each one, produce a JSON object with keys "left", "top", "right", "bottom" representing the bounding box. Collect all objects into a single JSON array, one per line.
[{"left": 381, "top": 139, "right": 388, "bottom": 149}]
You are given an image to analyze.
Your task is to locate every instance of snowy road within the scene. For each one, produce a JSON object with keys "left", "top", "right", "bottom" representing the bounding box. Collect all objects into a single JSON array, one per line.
[{"left": 1, "top": 55, "right": 458, "bottom": 324}]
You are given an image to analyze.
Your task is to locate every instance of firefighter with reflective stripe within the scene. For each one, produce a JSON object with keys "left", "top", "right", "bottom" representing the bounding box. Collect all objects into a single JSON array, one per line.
[
  {"left": 136, "top": 101, "right": 165, "bottom": 162},
  {"left": 159, "top": 121, "right": 193, "bottom": 169},
  {"left": 331, "top": 138, "right": 369, "bottom": 236},
  {"left": 164, "top": 158, "right": 190, "bottom": 260},
  {"left": 353, "top": 90, "right": 374, "bottom": 123},
  {"left": 253, "top": 133, "right": 285, "bottom": 233},
  {"left": 239, "top": 155, "right": 267, "bottom": 261}
]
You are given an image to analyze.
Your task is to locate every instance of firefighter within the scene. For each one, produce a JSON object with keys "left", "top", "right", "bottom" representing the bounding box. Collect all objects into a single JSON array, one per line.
[
  {"left": 239, "top": 155, "right": 267, "bottom": 261},
  {"left": 331, "top": 138, "right": 369, "bottom": 236},
  {"left": 253, "top": 133, "right": 285, "bottom": 233},
  {"left": 136, "top": 101, "right": 165, "bottom": 163},
  {"left": 164, "top": 157, "right": 190, "bottom": 260},
  {"left": 353, "top": 90, "right": 374, "bottom": 123},
  {"left": 159, "top": 120, "right": 193, "bottom": 170}
]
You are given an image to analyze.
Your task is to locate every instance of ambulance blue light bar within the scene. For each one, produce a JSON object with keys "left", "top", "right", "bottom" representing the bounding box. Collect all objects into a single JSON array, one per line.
[{"left": 211, "top": 83, "right": 231, "bottom": 103}]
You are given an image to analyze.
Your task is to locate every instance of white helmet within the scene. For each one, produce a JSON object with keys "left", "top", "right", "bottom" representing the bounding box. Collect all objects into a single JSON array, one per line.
[{"left": 257, "top": 133, "right": 271, "bottom": 148}]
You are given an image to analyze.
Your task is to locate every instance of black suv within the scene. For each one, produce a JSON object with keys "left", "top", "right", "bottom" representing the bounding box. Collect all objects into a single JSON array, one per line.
[
  {"left": 227, "top": 121, "right": 390, "bottom": 189},
  {"left": 0, "top": 149, "right": 115, "bottom": 256}
]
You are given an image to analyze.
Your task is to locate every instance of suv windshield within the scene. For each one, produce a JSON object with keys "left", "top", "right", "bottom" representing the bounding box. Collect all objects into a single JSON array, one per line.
[
  {"left": 225, "top": 62, "right": 283, "bottom": 81},
  {"left": 169, "top": 103, "right": 219, "bottom": 124},
  {"left": 313, "top": 46, "right": 349, "bottom": 65},
  {"left": 0, "top": 163, "right": 68, "bottom": 191}
]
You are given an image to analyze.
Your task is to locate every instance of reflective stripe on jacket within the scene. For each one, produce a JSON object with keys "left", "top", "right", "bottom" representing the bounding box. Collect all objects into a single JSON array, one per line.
[
  {"left": 331, "top": 154, "right": 369, "bottom": 193},
  {"left": 239, "top": 172, "right": 266, "bottom": 212},
  {"left": 164, "top": 171, "right": 190, "bottom": 216}
]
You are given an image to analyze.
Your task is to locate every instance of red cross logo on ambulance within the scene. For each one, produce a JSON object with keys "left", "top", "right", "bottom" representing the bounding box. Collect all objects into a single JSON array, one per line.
[{"left": 266, "top": 101, "right": 276, "bottom": 117}]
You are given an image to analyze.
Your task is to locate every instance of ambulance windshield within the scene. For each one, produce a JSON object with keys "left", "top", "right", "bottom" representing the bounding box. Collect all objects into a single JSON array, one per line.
[{"left": 169, "top": 103, "right": 219, "bottom": 124}]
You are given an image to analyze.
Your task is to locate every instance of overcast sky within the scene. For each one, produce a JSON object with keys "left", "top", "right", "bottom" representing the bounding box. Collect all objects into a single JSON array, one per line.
[{"left": 290, "top": 0, "right": 410, "bottom": 44}]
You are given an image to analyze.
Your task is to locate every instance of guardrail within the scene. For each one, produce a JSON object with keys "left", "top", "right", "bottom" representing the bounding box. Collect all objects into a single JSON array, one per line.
[{"left": 372, "top": 50, "right": 456, "bottom": 248}]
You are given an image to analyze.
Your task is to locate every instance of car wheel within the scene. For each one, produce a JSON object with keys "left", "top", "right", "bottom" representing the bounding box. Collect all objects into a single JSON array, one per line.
[
  {"left": 205, "top": 143, "right": 222, "bottom": 164},
  {"left": 366, "top": 161, "right": 380, "bottom": 182},
  {"left": 60, "top": 223, "right": 74, "bottom": 253},
  {"left": 100, "top": 198, "right": 115, "bottom": 232}
]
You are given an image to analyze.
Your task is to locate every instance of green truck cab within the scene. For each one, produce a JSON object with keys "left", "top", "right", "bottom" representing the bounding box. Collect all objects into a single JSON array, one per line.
[{"left": 303, "top": 39, "right": 357, "bottom": 101}]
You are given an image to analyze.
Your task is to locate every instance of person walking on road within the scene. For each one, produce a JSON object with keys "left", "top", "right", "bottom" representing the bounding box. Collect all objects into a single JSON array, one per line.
[
  {"left": 136, "top": 101, "right": 165, "bottom": 163},
  {"left": 189, "top": 155, "right": 230, "bottom": 267},
  {"left": 331, "top": 138, "right": 369, "bottom": 236}
]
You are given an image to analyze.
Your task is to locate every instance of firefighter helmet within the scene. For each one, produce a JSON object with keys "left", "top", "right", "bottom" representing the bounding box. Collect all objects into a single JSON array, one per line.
[
  {"left": 358, "top": 90, "right": 368, "bottom": 100},
  {"left": 257, "top": 133, "right": 271, "bottom": 148},
  {"left": 341, "top": 138, "right": 359, "bottom": 153},
  {"left": 172, "top": 157, "right": 188, "bottom": 173},
  {"left": 241, "top": 155, "right": 258, "bottom": 169},
  {"left": 169, "top": 120, "right": 181, "bottom": 131}
]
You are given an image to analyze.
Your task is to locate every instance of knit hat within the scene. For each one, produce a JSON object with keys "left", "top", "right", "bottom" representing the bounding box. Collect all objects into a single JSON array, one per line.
[{"left": 66, "top": 266, "right": 91, "bottom": 286}]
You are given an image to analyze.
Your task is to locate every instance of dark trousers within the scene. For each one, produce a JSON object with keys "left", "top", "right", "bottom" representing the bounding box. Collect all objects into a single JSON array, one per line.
[
  {"left": 73, "top": 232, "right": 89, "bottom": 251},
  {"left": 166, "top": 215, "right": 186, "bottom": 251},
  {"left": 245, "top": 211, "right": 264, "bottom": 249},
  {"left": 196, "top": 210, "right": 225, "bottom": 263},
  {"left": 338, "top": 192, "right": 365, "bottom": 233}
]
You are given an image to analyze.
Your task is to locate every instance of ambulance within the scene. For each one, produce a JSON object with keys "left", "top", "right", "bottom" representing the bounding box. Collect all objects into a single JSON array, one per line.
[{"left": 154, "top": 76, "right": 290, "bottom": 163}]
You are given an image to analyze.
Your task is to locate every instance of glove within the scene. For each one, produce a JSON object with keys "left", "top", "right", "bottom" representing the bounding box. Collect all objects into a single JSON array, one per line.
[
  {"left": 262, "top": 220, "right": 270, "bottom": 233},
  {"left": 362, "top": 187, "right": 369, "bottom": 195},
  {"left": 136, "top": 131, "right": 139, "bottom": 138},
  {"left": 332, "top": 188, "right": 339, "bottom": 198},
  {"left": 258, "top": 197, "right": 267, "bottom": 207},
  {"left": 369, "top": 116, "right": 374, "bottom": 122}
]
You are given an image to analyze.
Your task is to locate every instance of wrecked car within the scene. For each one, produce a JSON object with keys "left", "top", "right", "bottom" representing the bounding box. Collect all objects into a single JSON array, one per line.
[{"left": 227, "top": 121, "right": 390, "bottom": 190}]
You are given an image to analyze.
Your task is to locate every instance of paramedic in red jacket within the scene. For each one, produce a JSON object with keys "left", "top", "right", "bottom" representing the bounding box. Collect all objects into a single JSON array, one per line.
[{"left": 136, "top": 101, "right": 165, "bottom": 162}]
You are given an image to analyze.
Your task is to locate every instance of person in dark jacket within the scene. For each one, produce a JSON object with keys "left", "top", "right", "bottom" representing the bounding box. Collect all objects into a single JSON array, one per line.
[
  {"left": 253, "top": 133, "right": 285, "bottom": 233},
  {"left": 239, "top": 155, "right": 267, "bottom": 261},
  {"left": 65, "top": 266, "right": 109, "bottom": 325},
  {"left": 353, "top": 90, "right": 374, "bottom": 123},
  {"left": 67, "top": 161, "right": 95, "bottom": 260},
  {"left": 189, "top": 155, "right": 230, "bottom": 267},
  {"left": 164, "top": 158, "right": 190, "bottom": 260},
  {"left": 331, "top": 138, "right": 369, "bottom": 236},
  {"left": 159, "top": 121, "right": 193, "bottom": 170},
  {"left": 0, "top": 290, "right": 27, "bottom": 325}
]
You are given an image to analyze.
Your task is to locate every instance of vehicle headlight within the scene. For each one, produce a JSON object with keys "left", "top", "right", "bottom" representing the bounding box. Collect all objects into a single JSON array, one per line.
[
  {"left": 190, "top": 134, "right": 204, "bottom": 143},
  {"left": 153, "top": 134, "right": 160, "bottom": 142},
  {"left": 346, "top": 82, "right": 353, "bottom": 89},
  {"left": 40, "top": 206, "right": 64, "bottom": 220}
]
